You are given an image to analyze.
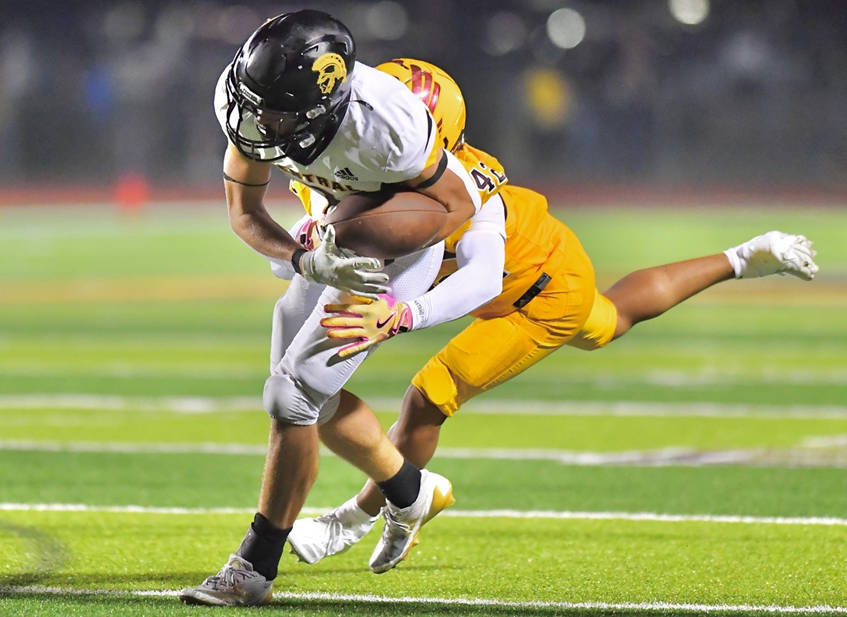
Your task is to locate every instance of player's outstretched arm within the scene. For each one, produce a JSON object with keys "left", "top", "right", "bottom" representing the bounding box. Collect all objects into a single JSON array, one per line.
[{"left": 223, "top": 144, "right": 388, "bottom": 297}]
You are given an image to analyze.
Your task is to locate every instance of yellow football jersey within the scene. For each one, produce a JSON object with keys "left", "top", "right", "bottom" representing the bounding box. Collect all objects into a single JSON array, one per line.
[
  {"left": 454, "top": 143, "right": 509, "bottom": 207},
  {"left": 289, "top": 180, "right": 329, "bottom": 218},
  {"left": 439, "top": 144, "right": 576, "bottom": 319}
]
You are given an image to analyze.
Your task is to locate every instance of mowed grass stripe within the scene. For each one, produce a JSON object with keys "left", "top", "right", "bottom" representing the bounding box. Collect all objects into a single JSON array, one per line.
[
  {"left": 3, "top": 394, "right": 847, "bottom": 418},
  {"left": 2, "top": 450, "right": 847, "bottom": 517},
  {"left": 2, "top": 510, "right": 846, "bottom": 609},
  {"left": 3, "top": 276, "right": 845, "bottom": 307},
  {"left": 4, "top": 405, "right": 847, "bottom": 453},
  {"left": 2, "top": 586, "right": 846, "bottom": 615},
  {"left": 0, "top": 275, "right": 283, "bottom": 305}
]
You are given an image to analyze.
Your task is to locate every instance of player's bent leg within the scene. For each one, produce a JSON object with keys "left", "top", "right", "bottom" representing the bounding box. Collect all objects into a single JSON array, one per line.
[
  {"left": 291, "top": 301, "right": 589, "bottom": 570},
  {"left": 603, "top": 253, "right": 734, "bottom": 340},
  {"left": 572, "top": 231, "right": 819, "bottom": 350},
  {"left": 289, "top": 390, "right": 398, "bottom": 564},
  {"left": 317, "top": 390, "right": 405, "bottom": 482},
  {"left": 368, "top": 309, "right": 586, "bottom": 574},
  {"left": 289, "top": 387, "right": 448, "bottom": 564},
  {"left": 341, "top": 386, "right": 448, "bottom": 520}
]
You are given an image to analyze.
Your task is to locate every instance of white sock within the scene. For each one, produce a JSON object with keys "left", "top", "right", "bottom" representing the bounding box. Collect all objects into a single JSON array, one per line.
[{"left": 337, "top": 496, "right": 378, "bottom": 524}]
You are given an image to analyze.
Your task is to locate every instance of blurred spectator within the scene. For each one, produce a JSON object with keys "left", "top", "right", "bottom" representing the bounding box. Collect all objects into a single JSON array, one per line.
[{"left": 0, "top": 0, "right": 845, "bottom": 191}]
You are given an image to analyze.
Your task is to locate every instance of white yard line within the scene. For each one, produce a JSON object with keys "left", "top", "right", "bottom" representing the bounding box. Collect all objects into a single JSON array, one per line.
[
  {"left": 0, "top": 585, "right": 844, "bottom": 613},
  {"left": 2, "top": 394, "right": 847, "bottom": 419},
  {"left": 3, "top": 502, "right": 847, "bottom": 527},
  {"left": 802, "top": 435, "right": 847, "bottom": 448}
]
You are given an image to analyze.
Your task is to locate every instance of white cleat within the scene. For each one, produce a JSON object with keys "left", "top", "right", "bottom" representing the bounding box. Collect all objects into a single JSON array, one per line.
[
  {"left": 288, "top": 497, "right": 378, "bottom": 565},
  {"left": 724, "top": 231, "right": 819, "bottom": 281},
  {"left": 179, "top": 554, "right": 273, "bottom": 607},
  {"left": 369, "top": 470, "right": 455, "bottom": 574}
]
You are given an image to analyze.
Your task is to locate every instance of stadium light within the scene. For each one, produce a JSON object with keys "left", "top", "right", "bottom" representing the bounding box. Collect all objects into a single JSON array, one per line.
[
  {"left": 669, "top": 0, "right": 710, "bottom": 26},
  {"left": 546, "top": 8, "right": 586, "bottom": 50},
  {"left": 366, "top": 1, "right": 409, "bottom": 41},
  {"left": 483, "top": 12, "right": 527, "bottom": 56}
]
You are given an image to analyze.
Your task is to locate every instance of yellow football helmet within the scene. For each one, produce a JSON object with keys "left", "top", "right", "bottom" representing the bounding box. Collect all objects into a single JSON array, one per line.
[{"left": 376, "top": 58, "right": 466, "bottom": 153}]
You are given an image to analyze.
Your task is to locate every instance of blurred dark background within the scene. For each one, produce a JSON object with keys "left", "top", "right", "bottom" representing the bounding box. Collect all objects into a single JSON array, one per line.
[{"left": 1, "top": 0, "right": 846, "bottom": 196}]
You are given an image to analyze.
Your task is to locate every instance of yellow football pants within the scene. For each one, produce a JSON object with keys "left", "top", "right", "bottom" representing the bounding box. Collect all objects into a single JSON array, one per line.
[{"left": 413, "top": 226, "right": 619, "bottom": 417}]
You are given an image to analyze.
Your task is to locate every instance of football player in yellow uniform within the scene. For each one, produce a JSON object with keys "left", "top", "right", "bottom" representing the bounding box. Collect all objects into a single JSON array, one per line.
[{"left": 287, "top": 59, "right": 819, "bottom": 571}]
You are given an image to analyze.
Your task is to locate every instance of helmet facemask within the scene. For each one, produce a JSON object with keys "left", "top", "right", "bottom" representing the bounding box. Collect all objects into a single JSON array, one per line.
[
  {"left": 223, "top": 11, "right": 357, "bottom": 165},
  {"left": 224, "top": 62, "right": 337, "bottom": 163}
]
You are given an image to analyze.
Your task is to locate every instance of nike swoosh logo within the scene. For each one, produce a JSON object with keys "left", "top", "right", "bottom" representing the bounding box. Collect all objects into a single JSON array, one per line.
[{"left": 375, "top": 311, "right": 397, "bottom": 329}]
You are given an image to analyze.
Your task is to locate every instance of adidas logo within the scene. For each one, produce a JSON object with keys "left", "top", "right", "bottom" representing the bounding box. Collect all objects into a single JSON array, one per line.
[{"left": 334, "top": 167, "right": 358, "bottom": 181}]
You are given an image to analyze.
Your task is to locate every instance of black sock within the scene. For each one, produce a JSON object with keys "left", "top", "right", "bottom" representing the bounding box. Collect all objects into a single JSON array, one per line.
[
  {"left": 236, "top": 512, "right": 291, "bottom": 581},
  {"left": 377, "top": 459, "right": 422, "bottom": 509}
]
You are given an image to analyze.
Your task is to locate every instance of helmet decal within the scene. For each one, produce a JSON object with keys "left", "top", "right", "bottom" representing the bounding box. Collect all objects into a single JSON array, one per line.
[
  {"left": 409, "top": 64, "right": 441, "bottom": 115},
  {"left": 312, "top": 53, "right": 348, "bottom": 94},
  {"left": 377, "top": 58, "right": 465, "bottom": 153}
]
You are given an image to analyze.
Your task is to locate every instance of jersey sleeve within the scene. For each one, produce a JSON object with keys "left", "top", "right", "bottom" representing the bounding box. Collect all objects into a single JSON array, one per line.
[
  {"left": 380, "top": 90, "right": 440, "bottom": 183},
  {"left": 406, "top": 194, "right": 507, "bottom": 330}
]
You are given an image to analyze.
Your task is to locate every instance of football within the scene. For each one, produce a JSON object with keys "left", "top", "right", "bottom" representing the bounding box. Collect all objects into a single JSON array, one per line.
[{"left": 325, "top": 189, "right": 449, "bottom": 260}]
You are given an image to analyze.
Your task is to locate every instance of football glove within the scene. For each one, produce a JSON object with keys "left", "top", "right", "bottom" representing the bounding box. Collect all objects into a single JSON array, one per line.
[
  {"left": 724, "top": 231, "right": 818, "bottom": 281},
  {"left": 299, "top": 225, "right": 390, "bottom": 299},
  {"left": 321, "top": 294, "right": 413, "bottom": 358}
]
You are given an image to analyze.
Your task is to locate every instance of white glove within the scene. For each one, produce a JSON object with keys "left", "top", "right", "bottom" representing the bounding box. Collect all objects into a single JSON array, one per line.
[
  {"left": 724, "top": 231, "right": 818, "bottom": 281},
  {"left": 298, "top": 224, "right": 389, "bottom": 298}
]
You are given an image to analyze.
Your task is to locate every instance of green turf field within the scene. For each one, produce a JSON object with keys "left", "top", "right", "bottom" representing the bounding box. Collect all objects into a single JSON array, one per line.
[{"left": 1, "top": 202, "right": 846, "bottom": 616}]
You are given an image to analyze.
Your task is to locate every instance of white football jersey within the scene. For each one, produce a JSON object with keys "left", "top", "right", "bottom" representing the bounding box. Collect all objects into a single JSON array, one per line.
[{"left": 214, "top": 62, "right": 439, "bottom": 202}]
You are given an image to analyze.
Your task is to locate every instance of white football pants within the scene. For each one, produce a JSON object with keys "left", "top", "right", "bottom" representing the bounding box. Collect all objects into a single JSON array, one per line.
[{"left": 266, "top": 241, "right": 444, "bottom": 426}]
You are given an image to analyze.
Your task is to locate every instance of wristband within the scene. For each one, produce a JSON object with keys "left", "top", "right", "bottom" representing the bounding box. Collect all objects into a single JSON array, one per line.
[{"left": 291, "top": 248, "right": 308, "bottom": 275}]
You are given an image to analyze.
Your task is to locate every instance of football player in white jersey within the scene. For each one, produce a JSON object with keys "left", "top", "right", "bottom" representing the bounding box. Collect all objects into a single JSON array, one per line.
[{"left": 180, "top": 10, "right": 480, "bottom": 607}]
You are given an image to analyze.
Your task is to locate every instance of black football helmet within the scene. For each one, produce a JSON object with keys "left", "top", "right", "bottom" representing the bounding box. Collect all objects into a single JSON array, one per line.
[{"left": 224, "top": 10, "right": 356, "bottom": 164}]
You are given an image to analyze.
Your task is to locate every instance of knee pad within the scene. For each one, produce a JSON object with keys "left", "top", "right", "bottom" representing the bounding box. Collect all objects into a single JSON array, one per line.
[{"left": 262, "top": 373, "right": 320, "bottom": 426}]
